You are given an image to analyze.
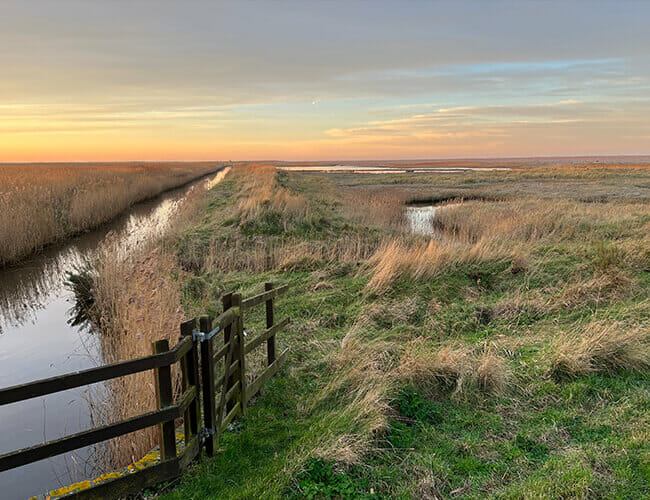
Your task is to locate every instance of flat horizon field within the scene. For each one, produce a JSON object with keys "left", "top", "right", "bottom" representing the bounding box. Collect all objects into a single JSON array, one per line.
[{"left": 146, "top": 162, "right": 648, "bottom": 499}]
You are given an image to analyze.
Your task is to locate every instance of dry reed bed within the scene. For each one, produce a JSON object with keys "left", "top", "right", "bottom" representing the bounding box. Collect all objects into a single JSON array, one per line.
[
  {"left": 91, "top": 240, "right": 185, "bottom": 469},
  {"left": 82, "top": 168, "right": 231, "bottom": 469},
  {"left": 235, "top": 164, "right": 309, "bottom": 223},
  {"left": 0, "top": 163, "right": 218, "bottom": 266},
  {"left": 364, "top": 197, "right": 650, "bottom": 293},
  {"left": 342, "top": 187, "right": 411, "bottom": 229}
]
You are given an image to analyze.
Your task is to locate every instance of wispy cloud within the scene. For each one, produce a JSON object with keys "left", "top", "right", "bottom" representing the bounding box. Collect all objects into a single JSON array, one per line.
[{"left": 1, "top": 1, "right": 650, "bottom": 159}]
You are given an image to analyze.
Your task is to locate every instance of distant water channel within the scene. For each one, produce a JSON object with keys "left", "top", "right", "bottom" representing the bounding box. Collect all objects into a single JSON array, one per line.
[
  {"left": 405, "top": 203, "right": 460, "bottom": 237},
  {"left": 406, "top": 205, "right": 438, "bottom": 236},
  {"left": 0, "top": 167, "right": 228, "bottom": 500}
]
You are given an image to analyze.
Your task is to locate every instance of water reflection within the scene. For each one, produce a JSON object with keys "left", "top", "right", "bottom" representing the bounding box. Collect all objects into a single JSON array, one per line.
[
  {"left": 405, "top": 203, "right": 460, "bottom": 237},
  {"left": 406, "top": 205, "right": 438, "bottom": 236},
  {"left": 0, "top": 243, "right": 98, "bottom": 335},
  {"left": 0, "top": 168, "right": 231, "bottom": 335}
]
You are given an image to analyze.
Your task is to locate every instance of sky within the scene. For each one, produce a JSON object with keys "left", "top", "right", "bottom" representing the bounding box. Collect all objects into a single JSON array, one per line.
[{"left": 1, "top": 0, "right": 650, "bottom": 161}]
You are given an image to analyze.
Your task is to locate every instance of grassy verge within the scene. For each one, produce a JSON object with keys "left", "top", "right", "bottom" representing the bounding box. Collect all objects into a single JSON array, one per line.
[{"left": 138, "top": 164, "right": 649, "bottom": 498}]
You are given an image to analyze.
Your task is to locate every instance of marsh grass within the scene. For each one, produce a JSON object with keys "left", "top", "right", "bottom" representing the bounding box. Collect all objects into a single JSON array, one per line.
[
  {"left": 128, "top": 164, "right": 650, "bottom": 498},
  {"left": 364, "top": 197, "right": 650, "bottom": 293},
  {"left": 0, "top": 162, "right": 219, "bottom": 266}
]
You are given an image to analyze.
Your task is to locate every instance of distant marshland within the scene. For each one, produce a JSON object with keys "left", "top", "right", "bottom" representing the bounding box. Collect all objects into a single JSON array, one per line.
[{"left": 0, "top": 162, "right": 222, "bottom": 266}]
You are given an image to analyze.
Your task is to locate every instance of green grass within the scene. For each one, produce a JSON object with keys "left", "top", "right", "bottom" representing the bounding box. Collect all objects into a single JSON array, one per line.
[{"left": 159, "top": 167, "right": 650, "bottom": 499}]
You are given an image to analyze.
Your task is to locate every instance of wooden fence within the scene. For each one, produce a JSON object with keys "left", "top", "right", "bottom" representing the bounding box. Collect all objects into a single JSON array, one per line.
[{"left": 0, "top": 283, "right": 289, "bottom": 499}]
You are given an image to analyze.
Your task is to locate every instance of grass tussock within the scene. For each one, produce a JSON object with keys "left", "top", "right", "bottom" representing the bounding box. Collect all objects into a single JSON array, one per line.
[
  {"left": 0, "top": 162, "right": 219, "bottom": 266},
  {"left": 312, "top": 328, "right": 396, "bottom": 464},
  {"left": 397, "top": 340, "right": 510, "bottom": 398},
  {"left": 235, "top": 164, "right": 309, "bottom": 223},
  {"left": 366, "top": 237, "right": 511, "bottom": 293},
  {"left": 553, "top": 270, "right": 635, "bottom": 309},
  {"left": 548, "top": 321, "right": 650, "bottom": 380}
]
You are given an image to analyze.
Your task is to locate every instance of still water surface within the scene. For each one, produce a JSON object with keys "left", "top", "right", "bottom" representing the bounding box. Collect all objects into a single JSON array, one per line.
[
  {"left": 0, "top": 167, "right": 228, "bottom": 499},
  {"left": 406, "top": 205, "right": 438, "bottom": 236},
  {"left": 405, "top": 203, "right": 460, "bottom": 237}
]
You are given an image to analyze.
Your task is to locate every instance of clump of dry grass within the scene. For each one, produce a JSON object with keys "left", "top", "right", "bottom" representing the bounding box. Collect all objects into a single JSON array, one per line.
[
  {"left": 0, "top": 162, "right": 218, "bottom": 266},
  {"left": 365, "top": 237, "right": 511, "bottom": 293},
  {"left": 553, "top": 270, "right": 635, "bottom": 310},
  {"left": 342, "top": 187, "right": 410, "bottom": 229},
  {"left": 235, "top": 164, "right": 309, "bottom": 222},
  {"left": 548, "top": 321, "right": 650, "bottom": 380},
  {"left": 309, "top": 323, "right": 398, "bottom": 464},
  {"left": 397, "top": 339, "right": 510, "bottom": 398},
  {"left": 398, "top": 342, "right": 472, "bottom": 396},
  {"left": 477, "top": 349, "right": 510, "bottom": 395},
  {"left": 360, "top": 297, "right": 421, "bottom": 330}
]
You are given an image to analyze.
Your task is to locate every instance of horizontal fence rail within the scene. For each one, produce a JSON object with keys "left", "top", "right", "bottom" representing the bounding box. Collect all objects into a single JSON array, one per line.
[
  {"left": 0, "top": 387, "right": 196, "bottom": 473},
  {"left": 0, "top": 336, "right": 192, "bottom": 406},
  {"left": 240, "top": 284, "right": 289, "bottom": 309},
  {"left": 0, "top": 282, "right": 290, "bottom": 499}
]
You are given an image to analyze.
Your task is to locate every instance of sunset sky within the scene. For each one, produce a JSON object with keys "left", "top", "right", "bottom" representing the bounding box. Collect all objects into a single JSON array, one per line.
[{"left": 2, "top": 1, "right": 650, "bottom": 161}]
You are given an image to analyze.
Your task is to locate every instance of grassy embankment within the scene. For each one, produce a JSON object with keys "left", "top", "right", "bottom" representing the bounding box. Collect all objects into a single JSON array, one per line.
[
  {"left": 92, "top": 164, "right": 649, "bottom": 498},
  {"left": 0, "top": 162, "right": 221, "bottom": 266}
]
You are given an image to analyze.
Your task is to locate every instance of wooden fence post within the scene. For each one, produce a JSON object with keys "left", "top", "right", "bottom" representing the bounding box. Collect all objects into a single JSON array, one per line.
[
  {"left": 199, "top": 315, "right": 216, "bottom": 456},
  {"left": 180, "top": 319, "right": 200, "bottom": 442},
  {"left": 265, "top": 282, "right": 276, "bottom": 366},
  {"left": 153, "top": 339, "right": 176, "bottom": 461},
  {"left": 232, "top": 293, "right": 246, "bottom": 413},
  {"left": 222, "top": 293, "right": 235, "bottom": 414}
]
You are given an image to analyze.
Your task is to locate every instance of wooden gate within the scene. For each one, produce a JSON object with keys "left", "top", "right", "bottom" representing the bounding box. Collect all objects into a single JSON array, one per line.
[
  {"left": 0, "top": 283, "right": 289, "bottom": 498},
  {"left": 198, "top": 283, "right": 290, "bottom": 456}
]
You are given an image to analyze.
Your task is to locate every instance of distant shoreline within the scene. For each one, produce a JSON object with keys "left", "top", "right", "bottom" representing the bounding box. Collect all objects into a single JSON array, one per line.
[{"left": 3, "top": 156, "right": 650, "bottom": 167}]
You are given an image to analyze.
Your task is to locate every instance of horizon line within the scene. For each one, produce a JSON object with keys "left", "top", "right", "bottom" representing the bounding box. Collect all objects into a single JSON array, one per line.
[{"left": 3, "top": 153, "right": 650, "bottom": 165}]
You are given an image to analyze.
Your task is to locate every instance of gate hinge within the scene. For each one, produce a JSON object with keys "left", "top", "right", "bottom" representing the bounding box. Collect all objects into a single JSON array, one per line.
[
  {"left": 192, "top": 325, "right": 221, "bottom": 343},
  {"left": 199, "top": 427, "right": 215, "bottom": 442}
]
